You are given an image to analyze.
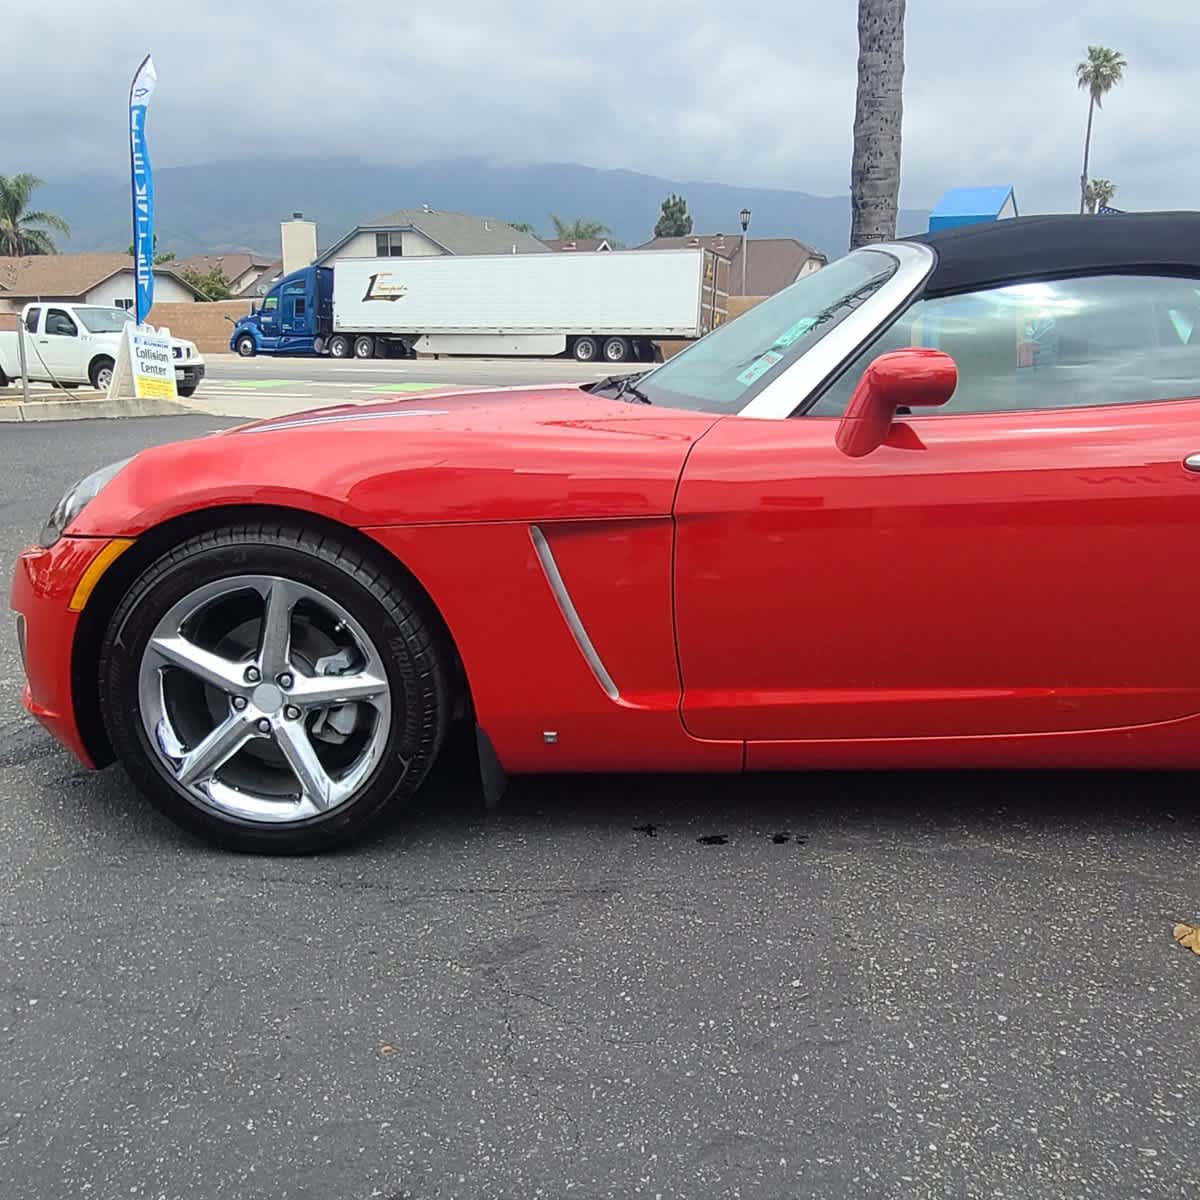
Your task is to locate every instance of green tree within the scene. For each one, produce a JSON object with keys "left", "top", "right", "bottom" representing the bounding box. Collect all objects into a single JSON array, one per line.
[
  {"left": 0, "top": 173, "right": 70, "bottom": 255},
  {"left": 549, "top": 214, "right": 611, "bottom": 240},
  {"left": 1084, "top": 178, "right": 1116, "bottom": 214},
  {"left": 1076, "top": 46, "right": 1127, "bottom": 215},
  {"left": 180, "top": 265, "right": 233, "bottom": 301},
  {"left": 126, "top": 234, "right": 175, "bottom": 263},
  {"left": 509, "top": 221, "right": 539, "bottom": 236},
  {"left": 654, "top": 193, "right": 693, "bottom": 237},
  {"left": 849, "top": 0, "right": 906, "bottom": 247}
]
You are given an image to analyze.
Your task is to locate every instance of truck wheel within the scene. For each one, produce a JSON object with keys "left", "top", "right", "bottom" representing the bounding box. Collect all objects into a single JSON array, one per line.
[
  {"left": 90, "top": 357, "right": 115, "bottom": 390},
  {"left": 313, "top": 336, "right": 326, "bottom": 355},
  {"left": 572, "top": 336, "right": 598, "bottom": 362},
  {"left": 329, "top": 335, "right": 351, "bottom": 359},
  {"left": 236, "top": 335, "right": 256, "bottom": 358},
  {"left": 602, "top": 337, "right": 630, "bottom": 363},
  {"left": 353, "top": 336, "right": 376, "bottom": 360},
  {"left": 177, "top": 384, "right": 198, "bottom": 398}
]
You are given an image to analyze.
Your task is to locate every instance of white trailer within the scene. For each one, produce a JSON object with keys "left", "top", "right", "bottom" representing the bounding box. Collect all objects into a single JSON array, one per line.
[{"left": 328, "top": 248, "right": 729, "bottom": 363}]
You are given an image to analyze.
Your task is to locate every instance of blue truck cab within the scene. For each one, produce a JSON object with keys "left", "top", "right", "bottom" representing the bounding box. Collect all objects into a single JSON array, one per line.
[{"left": 229, "top": 265, "right": 333, "bottom": 357}]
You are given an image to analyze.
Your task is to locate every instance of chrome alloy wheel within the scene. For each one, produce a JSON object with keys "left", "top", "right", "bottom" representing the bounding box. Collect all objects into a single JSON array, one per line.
[{"left": 136, "top": 575, "right": 393, "bottom": 823}]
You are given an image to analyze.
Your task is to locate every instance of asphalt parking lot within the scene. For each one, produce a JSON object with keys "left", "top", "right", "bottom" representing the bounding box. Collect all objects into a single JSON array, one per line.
[{"left": 2, "top": 415, "right": 1200, "bottom": 1199}]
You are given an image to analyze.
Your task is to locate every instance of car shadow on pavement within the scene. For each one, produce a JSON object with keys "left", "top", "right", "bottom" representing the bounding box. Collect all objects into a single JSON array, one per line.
[
  {"left": 13, "top": 726, "right": 1199, "bottom": 857},
  {"left": 392, "top": 751, "right": 1200, "bottom": 863}
]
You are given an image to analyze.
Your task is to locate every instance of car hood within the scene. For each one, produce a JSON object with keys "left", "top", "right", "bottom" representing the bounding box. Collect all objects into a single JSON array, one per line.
[
  {"left": 71, "top": 383, "right": 723, "bottom": 536},
  {"left": 221, "top": 382, "right": 648, "bottom": 436}
]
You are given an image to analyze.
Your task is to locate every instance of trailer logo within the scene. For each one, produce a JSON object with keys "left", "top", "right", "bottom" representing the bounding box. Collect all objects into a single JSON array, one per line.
[{"left": 362, "top": 273, "right": 407, "bottom": 302}]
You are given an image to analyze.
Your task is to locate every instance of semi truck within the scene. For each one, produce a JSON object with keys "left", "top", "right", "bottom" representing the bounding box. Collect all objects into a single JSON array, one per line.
[{"left": 229, "top": 248, "right": 730, "bottom": 363}]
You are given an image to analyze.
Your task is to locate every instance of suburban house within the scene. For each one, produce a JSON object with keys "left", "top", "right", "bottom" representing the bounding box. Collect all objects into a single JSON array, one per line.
[
  {"left": 171, "top": 253, "right": 281, "bottom": 297},
  {"left": 636, "top": 234, "right": 827, "bottom": 296},
  {"left": 315, "top": 207, "right": 550, "bottom": 265},
  {"left": 542, "top": 237, "right": 616, "bottom": 252},
  {"left": 0, "top": 253, "right": 203, "bottom": 315}
]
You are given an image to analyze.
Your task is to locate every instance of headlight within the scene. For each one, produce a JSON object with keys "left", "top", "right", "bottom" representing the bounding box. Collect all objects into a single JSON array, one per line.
[{"left": 39, "top": 458, "right": 133, "bottom": 547}]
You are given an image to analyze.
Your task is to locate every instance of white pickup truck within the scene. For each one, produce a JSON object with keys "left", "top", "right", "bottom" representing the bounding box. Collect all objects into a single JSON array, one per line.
[{"left": 0, "top": 302, "right": 205, "bottom": 396}]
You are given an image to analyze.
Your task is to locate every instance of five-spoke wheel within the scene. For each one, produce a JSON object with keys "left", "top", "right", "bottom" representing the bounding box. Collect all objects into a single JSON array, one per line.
[
  {"left": 137, "top": 575, "right": 392, "bottom": 822},
  {"left": 101, "top": 525, "right": 450, "bottom": 852}
]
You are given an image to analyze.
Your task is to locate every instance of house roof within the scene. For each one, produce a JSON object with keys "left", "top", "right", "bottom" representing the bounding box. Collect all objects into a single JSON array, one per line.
[
  {"left": 172, "top": 253, "right": 275, "bottom": 280},
  {"left": 0, "top": 253, "right": 205, "bottom": 299},
  {"left": 929, "top": 186, "right": 1017, "bottom": 220},
  {"left": 635, "top": 234, "right": 827, "bottom": 295},
  {"left": 318, "top": 208, "right": 551, "bottom": 263},
  {"left": 542, "top": 238, "right": 614, "bottom": 252}
]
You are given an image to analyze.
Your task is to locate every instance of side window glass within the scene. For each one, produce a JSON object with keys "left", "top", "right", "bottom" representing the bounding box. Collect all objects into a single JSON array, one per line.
[
  {"left": 24, "top": 307, "right": 42, "bottom": 333},
  {"left": 808, "top": 274, "right": 1200, "bottom": 416},
  {"left": 262, "top": 295, "right": 278, "bottom": 313},
  {"left": 45, "top": 308, "right": 78, "bottom": 337}
]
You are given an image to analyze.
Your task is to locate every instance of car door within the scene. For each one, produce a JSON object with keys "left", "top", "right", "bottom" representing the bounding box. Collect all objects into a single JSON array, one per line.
[
  {"left": 257, "top": 291, "right": 281, "bottom": 348},
  {"left": 36, "top": 307, "right": 82, "bottom": 381},
  {"left": 674, "top": 271, "right": 1200, "bottom": 750},
  {"left": 278, "top": 280, "right": 311, "bottom": 352}
]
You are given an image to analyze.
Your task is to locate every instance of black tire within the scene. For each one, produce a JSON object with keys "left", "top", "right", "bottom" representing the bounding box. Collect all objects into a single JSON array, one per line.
[
  {"left": 236, "top": 335, "right": 256, "bottom": 358},
  {"left": 328, "top": 335, "right": 351, "bottom": 359},
  {"left": 89, "top": 356, "right": 115, "bottom": 390},
  {"left": 353, "top": 335, "right": 376, "bottom": 359},
  {"left": 313, "top": 336, "right": 326, "bottom": 355},
  {"left": 572, "top": 336, "right": 599, "bottom": 362},
  {"left": 99, "top": 522, "right": 451, "bottom": 854},
  {"left": 602, "top": 336, "right": 630, "bottom": 363},
  {"left": 177, "top": 384, "right": 198, "bottom": 398}
]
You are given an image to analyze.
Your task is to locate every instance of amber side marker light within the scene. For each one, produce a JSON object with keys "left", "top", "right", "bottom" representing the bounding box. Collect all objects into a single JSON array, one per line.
[{"left": 68, "top": 539, "right": 135, "bottom": 612}]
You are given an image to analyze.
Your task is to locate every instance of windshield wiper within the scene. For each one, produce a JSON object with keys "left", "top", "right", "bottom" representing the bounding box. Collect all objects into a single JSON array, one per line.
[
  {"left": 586, "top": 372, "right": 652, "bottom": 404},
  {"left": 733, "top": 275, "right": 890, "bottom": 372}
]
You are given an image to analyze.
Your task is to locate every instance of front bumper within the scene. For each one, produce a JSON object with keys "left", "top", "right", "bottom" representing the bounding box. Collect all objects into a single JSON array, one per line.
[
  {"left": 175, "top": 362, "right": 206, "bottom": 388},
  {"left": 9, "top": 537, "right": 120, "bottom": 768}
]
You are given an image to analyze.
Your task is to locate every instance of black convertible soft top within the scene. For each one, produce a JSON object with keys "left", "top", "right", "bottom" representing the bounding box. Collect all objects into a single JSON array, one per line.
[{"left": 905, "top": 212, "right": 1200, "bottom": 296}]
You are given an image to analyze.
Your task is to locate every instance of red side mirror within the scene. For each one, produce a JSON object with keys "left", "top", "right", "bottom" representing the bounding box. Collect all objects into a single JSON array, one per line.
[{"left": 835, "top": 348, "right": 957, "bottom": 458}]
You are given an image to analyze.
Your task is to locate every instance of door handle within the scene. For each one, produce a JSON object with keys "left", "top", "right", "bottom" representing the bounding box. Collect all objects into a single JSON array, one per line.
[{"left": 1186, "top": 454, "right": 1200, "bottom": 472}]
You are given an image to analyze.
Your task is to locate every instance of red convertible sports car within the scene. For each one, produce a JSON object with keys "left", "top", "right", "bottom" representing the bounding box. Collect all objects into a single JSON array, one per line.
[{"left": 13, "top": 213, "right": 1200, "bottom": 852}]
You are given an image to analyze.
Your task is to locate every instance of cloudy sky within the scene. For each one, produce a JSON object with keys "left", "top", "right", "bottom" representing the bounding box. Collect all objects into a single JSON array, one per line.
[{"left": 6, "top": 0, "right": 1193, "bottom": 214}]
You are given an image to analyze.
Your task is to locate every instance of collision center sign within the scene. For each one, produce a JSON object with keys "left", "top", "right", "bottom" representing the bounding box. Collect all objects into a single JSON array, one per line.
[{"left": 127, "top": 324, "right": 178, "bottom": 400}]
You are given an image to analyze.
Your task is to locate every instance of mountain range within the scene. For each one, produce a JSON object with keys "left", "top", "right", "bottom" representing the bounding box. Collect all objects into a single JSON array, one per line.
[{"left": 35, "top": 157, "right": 932, "bottom": 261}]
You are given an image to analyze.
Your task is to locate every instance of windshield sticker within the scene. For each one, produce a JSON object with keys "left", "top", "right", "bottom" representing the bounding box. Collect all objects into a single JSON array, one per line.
[
  {"left": 736, "top": 350, "right": 783, "bottom": 387},
  {"left": 774, "top": 316, "right": 818, "bottom": 348}
]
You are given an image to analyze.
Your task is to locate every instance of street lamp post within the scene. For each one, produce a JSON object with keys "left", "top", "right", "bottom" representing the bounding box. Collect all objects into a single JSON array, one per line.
[{"left": 739, "top": 207, "right": 751, "bottom": 296}]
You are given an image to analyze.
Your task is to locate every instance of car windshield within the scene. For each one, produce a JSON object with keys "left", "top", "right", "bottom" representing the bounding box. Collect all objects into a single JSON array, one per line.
[
  {"left": 633, "top": 248, "right": 898, "bottom": 413},
  {"left": 74, "top": 306, "right": 134, "bottom": 333}
]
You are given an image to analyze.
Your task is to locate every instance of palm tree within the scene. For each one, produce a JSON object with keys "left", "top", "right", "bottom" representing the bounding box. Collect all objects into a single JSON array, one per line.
[
  {"left": 549, "top": 215, "right": 611, "bottom": 241},
  {"left": 1084, "top": 178, "right": 1116, "bottom": 214},
  {"left": 0, "top": 173, "right": 70, "bottom": 255},
  {"left": 849, "top": 0, "right": 907, "bottom": 248},
  {"left": 1076, "top": 46, "right": 1127, "bottom": 215}
]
